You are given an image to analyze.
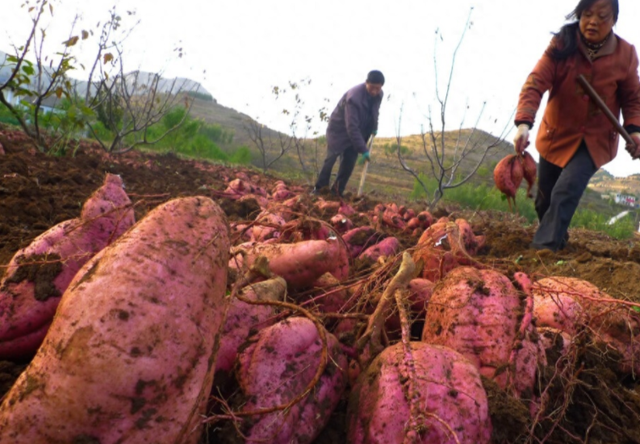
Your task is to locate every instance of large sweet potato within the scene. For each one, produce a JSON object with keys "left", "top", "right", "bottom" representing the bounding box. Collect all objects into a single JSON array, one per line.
[
  {"left": 0, "top": 196, "right": 230, "bottom": 444},
  {"left": 0, "top": 173, "right": 135, "bottom": 359},
  {"left": 347, "top": 342, "right": 492, "bottom": 443},
  {"left": 422, "top": 267, "right": 542, "bottom": 397},
  {"left": 230, "top": 317, "right": 347, "bottom": 443}
]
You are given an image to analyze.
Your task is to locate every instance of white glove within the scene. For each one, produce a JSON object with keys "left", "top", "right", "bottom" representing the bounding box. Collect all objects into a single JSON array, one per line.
[{"left": 513, "top": 124, "right": 530, "bottom": 154}]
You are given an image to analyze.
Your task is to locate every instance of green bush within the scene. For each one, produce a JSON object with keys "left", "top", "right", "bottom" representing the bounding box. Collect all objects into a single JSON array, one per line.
[{"left": 229, "top": 145, "right": 252, "bottom": 165}]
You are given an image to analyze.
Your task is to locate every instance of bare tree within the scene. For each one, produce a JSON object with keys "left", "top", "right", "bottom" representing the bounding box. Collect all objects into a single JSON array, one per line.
[
  {"left": 269, "top": 79, "right": 329, "bottom": 183},
  {"left": 243, "top": 117, "right": 292, "bottom": 173},
  {"left": 84, "top": 62, "right": 199, "bottom": 154},
  {"left": 397, "top": 7, "right": 513, "bottom": 209},
  {"left": 0, "top": 1, "right": 199, "bottom": 154}
]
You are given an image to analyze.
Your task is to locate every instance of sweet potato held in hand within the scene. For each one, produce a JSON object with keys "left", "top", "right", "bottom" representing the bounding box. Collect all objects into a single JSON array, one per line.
[
  {"left": 0, "top": 196, "right": 230, "bottom": 444},
  {"left": 0, "top": 173, "right": 135, "bottom": 359}
]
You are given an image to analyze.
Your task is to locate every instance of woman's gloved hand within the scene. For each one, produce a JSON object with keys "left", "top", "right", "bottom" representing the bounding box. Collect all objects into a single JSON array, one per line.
[
  {"left": 626, "top": 132, "right": 640, "bottom": 159},
  {"left": 513, "top": 123, "right": 530, "bottom": 154},
  {"left": 362, "top": 151, "right": 371, "bottom": 161}
]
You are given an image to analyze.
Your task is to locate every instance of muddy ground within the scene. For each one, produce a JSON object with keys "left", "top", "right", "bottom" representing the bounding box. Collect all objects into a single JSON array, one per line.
[{"left": 2, "top": 127, "right": 640, "bottom": 443}]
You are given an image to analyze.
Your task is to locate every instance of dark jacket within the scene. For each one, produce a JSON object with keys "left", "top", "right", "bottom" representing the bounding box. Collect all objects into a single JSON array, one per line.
[
  {"left": 326, "top": 83, "right": 382, "bottom": 154},
  {"left": 516, "top": 32, "right": 640, "bottom": 169}
]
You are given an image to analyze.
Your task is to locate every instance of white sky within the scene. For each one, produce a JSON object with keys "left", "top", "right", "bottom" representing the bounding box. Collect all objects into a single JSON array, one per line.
[{"left": 3, "top": 0, "right": 640, "bottom": 177}]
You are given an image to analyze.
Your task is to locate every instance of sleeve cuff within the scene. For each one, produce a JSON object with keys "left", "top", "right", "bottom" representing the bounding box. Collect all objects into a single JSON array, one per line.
[{"left": 514, "top": 121, "right": 533, "bottom": 129}]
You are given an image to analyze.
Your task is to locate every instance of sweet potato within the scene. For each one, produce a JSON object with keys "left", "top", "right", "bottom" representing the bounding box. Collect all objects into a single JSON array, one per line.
[
  {"left": 229, "top": 237, "right": 349, "bottom": 289},
  {"left": 347, "top": 342, "right": 492, "bottom": 443},
  {"left": 493, "top": 154, "right": 524, "bottom": 210},
  {"left": 232, "top": 317, "right": 347, "bottom": 443},
  {"left": 522, "top": 151, "right": 537, "bottom": 198},
  {"left": 226, "top": 178, "right": 267, "bottom": 197},
  {"left": 251, "top": 211, "right": 285, "bottom": 242},
  {"left": 533, "top": 276, "right": 640, "bottom": 374},
  {"left": 422, "top": 267, "right": 542, "bottom": 397},
  {"left": 0, "top": 196, "right": 230, "bottom": 444},
  {"left": 342, "top": 226, "right": 385, "bottom": 259},
  {"left": 331, "top": 213, "right": 354, "bottom": 233},
  {"left": 403, "top": 208, "right": 416, "bottom": 221},
  {"left": 358, "top": 236, "right": 400, "bottom": 262},
  {"left": 0, "top": 173, "right": 135, "bottom": 359},
  {"left": 216, "top": 277, "right": 286, "bottom": 374},
  {"left": 307, "top": 272, "right": 352, "bottom": 314},
  {"left": 455, "top": 218, "right": 485, "bottom": 255}
]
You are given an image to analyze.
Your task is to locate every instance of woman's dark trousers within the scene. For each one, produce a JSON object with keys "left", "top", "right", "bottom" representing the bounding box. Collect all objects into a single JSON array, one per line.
[{"left": 532, "top": 141, "right": 597, "bottom": 251}]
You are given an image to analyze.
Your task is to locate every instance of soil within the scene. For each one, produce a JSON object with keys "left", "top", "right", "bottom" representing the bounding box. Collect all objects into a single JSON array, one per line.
[{"left": 2, "top": 126, "right": 640, "bottom": 443}]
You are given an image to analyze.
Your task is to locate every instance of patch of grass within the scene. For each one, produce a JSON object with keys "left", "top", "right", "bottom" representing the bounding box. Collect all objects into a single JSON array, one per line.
[
  {"left": 571, "top": 209, "right": 637, "bottom": 239},
  {"left": 410, "top": 175, "right": 637, "bottom": 239}
]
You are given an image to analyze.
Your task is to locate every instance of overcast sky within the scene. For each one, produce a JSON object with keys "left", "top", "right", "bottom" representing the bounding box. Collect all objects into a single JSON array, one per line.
[{"left": 4, "top": 0, "right": 640, "bottom": 177}]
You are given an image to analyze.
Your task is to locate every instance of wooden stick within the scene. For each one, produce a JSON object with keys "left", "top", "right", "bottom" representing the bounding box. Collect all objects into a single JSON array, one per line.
[
  {"left": 577, "top": 74, "right": 635, "bottom": 146},
  {"left": 356, "top": 135, "right": 375, "bottom": 197}
]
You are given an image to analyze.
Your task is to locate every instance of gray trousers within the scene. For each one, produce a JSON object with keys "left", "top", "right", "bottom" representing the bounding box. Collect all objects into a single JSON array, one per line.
[{"left": 532, "top": 141, "right": 597, "bottom": 251}]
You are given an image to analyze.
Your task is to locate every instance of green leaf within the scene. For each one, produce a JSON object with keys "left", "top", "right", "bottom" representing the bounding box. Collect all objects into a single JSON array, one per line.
[
  {"left": 21, "top": 65, "right": 35, "bottom": 76},
  {"left": 632, "top": 306, "right": 640, "bottom": 313}
]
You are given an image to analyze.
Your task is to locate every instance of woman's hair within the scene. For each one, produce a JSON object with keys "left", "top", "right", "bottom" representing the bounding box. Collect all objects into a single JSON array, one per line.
[{"left": 548, "top": 0, "right": 619, "bottom": 59}]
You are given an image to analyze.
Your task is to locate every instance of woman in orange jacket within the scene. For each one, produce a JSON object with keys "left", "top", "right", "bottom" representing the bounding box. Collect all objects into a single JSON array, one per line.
[{"left": 514, "top": 0, "right": 640, "bottom": 251}]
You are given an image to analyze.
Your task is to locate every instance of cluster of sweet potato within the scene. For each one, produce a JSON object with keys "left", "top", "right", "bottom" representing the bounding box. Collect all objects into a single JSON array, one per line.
[{"left": 493, "top": 150, "right": 537, "bottom": 210}]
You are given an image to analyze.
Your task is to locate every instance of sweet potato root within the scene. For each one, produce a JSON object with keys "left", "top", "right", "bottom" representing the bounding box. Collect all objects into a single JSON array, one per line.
[
  {"left": 347, "top": 342, "right": 492, "bottom": 443},
  {"left": 0, "top": 196, "right": 230, "bottom": 444},
  {"left": 0, "top": 173, "right": 135, "bottom": 359}
]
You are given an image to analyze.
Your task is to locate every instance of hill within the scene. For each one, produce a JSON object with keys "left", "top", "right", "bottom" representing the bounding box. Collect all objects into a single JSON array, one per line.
[{"left": 188, "top": 96, "right": 631, "bottom": 217}]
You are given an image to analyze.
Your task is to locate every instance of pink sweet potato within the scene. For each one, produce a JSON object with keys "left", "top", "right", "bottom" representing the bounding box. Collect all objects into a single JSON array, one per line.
[
  {"left": 229, "top": 237, "right": 349, "bottom": 289},
  {"left": 0, "top": 173, "right": 135, "bottom": 359},
  {"left": 422, "top": 267, "right": 542, "bottom": 397},
  {"left": 358, "top": 236, "right": 400, "bottom": 262},
  {"left": 307, "top": 272, "right": 352, "bottom": 314},
  {"left": 233, "top": 317, "right": 347, "bottom": 443},
  {"left": 533, "top": 276, "right": 640, "bottom": 374},
  {"left": 342, "top": 226, "right": 385, "bottom": 259},
  {"left": 522, "top": 151, "right": 537, "bottom": 198},
  {"left": 0, "top": 196, "right": 230, "bottom": 444},
  {"left": 331, "top": 213, "right": 354, "bottom": 233},
  {"left": 493, "top": 154, "right": 524, "bottom": 199},
  {"left": 216, "top": 277, "right": 286, "bottom": 374},
  {"left": 347, "top": 342, "right": 492, "bottom": 443}
]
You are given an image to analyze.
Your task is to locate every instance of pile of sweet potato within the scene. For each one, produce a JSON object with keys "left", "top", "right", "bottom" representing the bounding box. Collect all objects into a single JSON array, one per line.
[{"left": 2, "top": 172, "right": 639, "bottom": 444}]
